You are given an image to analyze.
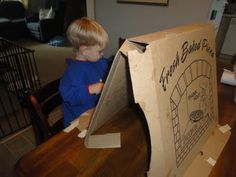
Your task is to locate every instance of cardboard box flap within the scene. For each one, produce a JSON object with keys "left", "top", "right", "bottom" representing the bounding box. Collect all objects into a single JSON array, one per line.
[
  {"left": 85, "top": 51, "right": 133, "bottom": 148},
  {"left": 128, "top": 23, "right": 219, "bottom": 177},
  {"left": 128, "top": 46, "right": 168, "bottom": 176},
  {"left": 127, "top": 46, "right": 156, "bottom": 108},
  {"left": 183, "top": 126, "right": 231, "bottom": 177},
  {"left": 119, "top": 39, "right": 146, "bottom": 55}
]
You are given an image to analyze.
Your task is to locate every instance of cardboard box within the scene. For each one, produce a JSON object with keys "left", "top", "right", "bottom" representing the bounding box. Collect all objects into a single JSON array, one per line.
[{"left": 85, "top": 23, "right": 230, "bottom": 177}]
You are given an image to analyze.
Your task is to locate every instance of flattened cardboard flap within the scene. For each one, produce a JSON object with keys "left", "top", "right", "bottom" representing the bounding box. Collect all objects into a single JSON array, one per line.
[
  {"left": 84, "top": 51, "right": 133, "bottom": 148},
  {"left": 85, "top": 133, "right": 121, "bottom": 149},
  {"left": 183, "top": 126, "right": 231, "bottom": 177}
]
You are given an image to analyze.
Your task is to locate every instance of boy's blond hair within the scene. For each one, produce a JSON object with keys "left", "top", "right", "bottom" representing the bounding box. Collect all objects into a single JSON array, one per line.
[{"left": 66, "top": 17, "right": 109, "bottom": 51}]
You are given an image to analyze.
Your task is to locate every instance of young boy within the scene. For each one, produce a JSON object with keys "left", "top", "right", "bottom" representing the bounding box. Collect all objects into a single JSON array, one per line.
[{"left": 59, "top": 17, "right": 111, "bottom": 129}]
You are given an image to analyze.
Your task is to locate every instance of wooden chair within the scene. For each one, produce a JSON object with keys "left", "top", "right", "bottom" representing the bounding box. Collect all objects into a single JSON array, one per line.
[{"left": 27, "top": 78, "right": 64, "bottom": 144}]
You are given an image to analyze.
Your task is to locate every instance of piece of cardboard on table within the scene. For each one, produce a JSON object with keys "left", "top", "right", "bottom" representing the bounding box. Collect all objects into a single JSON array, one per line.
[{"left": 84, "top": 23, "right": 230, "bottom": 177}]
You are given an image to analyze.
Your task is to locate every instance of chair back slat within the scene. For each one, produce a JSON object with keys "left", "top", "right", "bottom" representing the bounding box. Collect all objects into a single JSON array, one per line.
[{"left": 27, "top": 78, "right": 64, "bottom": 144}]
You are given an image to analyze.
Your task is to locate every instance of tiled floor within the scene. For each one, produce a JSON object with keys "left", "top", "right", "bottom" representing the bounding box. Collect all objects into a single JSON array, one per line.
[{"left": 0, "top": 126, "right": 36, "bottom": 177}]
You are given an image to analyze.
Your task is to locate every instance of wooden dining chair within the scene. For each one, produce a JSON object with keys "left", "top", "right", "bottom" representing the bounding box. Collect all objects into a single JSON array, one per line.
[{"left": 27, "top": 78, "right": 64, "bottom": 144}]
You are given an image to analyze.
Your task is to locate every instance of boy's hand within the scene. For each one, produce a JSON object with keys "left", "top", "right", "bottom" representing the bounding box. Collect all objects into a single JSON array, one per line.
[{"left": 88, "top": 82, "right": 104, "bottom": 94}]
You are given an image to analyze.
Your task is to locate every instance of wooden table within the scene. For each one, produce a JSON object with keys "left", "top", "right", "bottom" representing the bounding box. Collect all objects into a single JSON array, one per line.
[
  {"left": 15, "top": 62, "right": 236, "bottom": 177},
  {"left": 15, "top": 106, "right": 149, "bottom": 177}
]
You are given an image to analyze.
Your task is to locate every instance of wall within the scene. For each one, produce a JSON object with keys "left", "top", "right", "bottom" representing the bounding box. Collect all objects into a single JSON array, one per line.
[
  {"left": 86, "top": 0, "right": 95, "bottom": 19},
  {"left": 95, "top": 0, "right": 214, "bottom": 56}
]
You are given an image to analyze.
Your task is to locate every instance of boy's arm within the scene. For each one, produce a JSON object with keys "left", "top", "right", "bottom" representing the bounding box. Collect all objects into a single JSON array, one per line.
[{"left": 60, "top": 84, "right": 98, "bottom": 106}]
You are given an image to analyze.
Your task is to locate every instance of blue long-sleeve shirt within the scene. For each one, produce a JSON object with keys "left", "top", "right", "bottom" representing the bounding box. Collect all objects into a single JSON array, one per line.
[{"left": 59, "top": 57, "right": 111, "bottom": 127}]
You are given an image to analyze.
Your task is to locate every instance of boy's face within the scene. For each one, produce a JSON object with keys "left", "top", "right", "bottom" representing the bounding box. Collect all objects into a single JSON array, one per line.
[{"left": 83, "top": 45, "right": 104, "bottom": 62}]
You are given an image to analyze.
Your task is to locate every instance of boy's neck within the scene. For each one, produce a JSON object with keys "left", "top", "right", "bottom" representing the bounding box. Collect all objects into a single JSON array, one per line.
[{"left": 75, "top": 52, "right": 87, "bottom": 61}]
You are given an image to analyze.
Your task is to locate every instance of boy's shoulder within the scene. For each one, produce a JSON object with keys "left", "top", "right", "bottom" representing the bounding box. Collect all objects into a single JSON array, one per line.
[
  {"left": 99, "top": 56, "right": 113, "bottom": 63},
  {"left": 66, "top": 58, "right": 77, "bottom": 65},
  {"left": 66, "top": 58, "right": 86, "bottom": 67},
  {"left": 65, "top": 58, "right": 87, "bottom": 72}
]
